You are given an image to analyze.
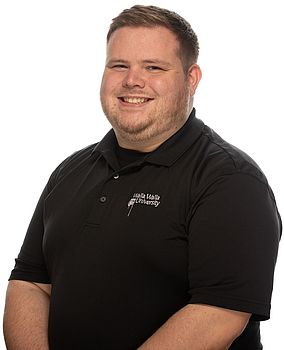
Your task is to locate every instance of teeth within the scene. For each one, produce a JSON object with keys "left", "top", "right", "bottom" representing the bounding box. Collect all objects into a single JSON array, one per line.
[{"left": 123, "top": 97, "right": 148, "bottom": 104}]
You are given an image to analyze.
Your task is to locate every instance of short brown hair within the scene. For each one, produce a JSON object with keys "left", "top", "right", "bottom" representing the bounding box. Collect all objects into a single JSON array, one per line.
[{"left": 107, "top": 5, "right": 199, "bottom": 73}]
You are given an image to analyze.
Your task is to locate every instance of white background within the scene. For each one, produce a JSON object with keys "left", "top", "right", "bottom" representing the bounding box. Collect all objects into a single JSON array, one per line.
[{"left": 0, "top": 0, "right": 283, "bottom": 348}]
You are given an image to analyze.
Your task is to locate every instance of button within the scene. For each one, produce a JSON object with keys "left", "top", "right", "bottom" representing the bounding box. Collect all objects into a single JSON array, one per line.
[
  {"left": 99, "top": 196, "right": 107, "bottom": 203},
  {"left": 113, "top": 174, "right": 119, "bottom": 179}
]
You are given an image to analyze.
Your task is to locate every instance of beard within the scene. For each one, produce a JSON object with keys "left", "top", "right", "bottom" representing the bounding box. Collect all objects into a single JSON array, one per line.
[{"left": 100, "top": 85, "right": 191, "bottom": 144}]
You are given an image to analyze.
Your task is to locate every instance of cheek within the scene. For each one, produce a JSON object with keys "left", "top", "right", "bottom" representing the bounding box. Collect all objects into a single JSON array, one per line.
[
  {"left": 100, "top": 79, "right": 110, "bottom": 97},
  {"left": 150, "top": 77, "right": 183, "bottom": 98},
  {"left": 100, "top": 73, "right": 119, "bottom": 97}
]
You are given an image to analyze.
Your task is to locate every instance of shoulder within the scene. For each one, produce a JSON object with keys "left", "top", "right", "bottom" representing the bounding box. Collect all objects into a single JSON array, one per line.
[
  {"left": 47, "top": 143, "right": 98, "bottom": 190},
  {"left": 190, "top": 124, "right": 268, "bottom": 194}
]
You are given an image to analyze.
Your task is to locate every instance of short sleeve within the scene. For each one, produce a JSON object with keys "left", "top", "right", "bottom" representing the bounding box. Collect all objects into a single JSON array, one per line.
[
  {"left": 8, "top": 146, "right": 94, "bottom": 284},
  {"left": 8, "top": 167, "right": 60, "bottom": 284},
  {"left": 187, "top": 173, "right": 281, "bottom": 321}
]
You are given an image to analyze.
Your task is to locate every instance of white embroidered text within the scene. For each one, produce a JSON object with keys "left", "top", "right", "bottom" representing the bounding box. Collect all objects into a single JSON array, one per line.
[{"left": 127, "top": 192, "right": 161, "bottom": 216}]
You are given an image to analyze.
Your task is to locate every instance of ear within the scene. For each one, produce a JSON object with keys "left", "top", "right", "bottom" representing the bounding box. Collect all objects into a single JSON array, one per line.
[{"left": 187, "top": 64, "right": 202, "bottom": 96}]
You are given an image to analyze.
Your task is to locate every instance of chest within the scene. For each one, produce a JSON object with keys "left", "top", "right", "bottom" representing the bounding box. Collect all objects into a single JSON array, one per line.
[{"left": 42, "top": 162, "right": 193, "bottom": 282}]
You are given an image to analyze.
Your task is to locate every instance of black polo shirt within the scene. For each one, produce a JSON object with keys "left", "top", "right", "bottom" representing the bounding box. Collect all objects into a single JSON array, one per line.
[{"left": 10, "top": 108, "right": 281, "bottom": 350}]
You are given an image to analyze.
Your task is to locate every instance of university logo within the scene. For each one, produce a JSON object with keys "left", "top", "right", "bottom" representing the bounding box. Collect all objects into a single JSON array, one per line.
[{"left": 127, "top": 192, "right": 161, "bottom": 216}]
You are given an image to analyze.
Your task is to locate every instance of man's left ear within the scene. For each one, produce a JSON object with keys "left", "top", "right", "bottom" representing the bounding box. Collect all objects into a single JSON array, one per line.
[{"left": 187, "top": 64, "right": 202, "bottom": 96}]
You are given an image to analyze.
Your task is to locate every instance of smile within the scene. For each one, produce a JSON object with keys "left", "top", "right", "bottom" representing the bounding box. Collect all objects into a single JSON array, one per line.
[{"left": 118, "top": 96, "right": 153, "bottom": 105}]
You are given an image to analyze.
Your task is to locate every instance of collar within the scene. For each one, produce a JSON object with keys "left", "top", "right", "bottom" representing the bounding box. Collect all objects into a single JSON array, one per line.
[{"left": 92, "top": 108, "right": 204, "bottom": 169}]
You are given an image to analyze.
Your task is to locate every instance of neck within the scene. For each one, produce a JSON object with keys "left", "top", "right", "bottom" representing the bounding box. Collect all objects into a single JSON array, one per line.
[{"left": 116, "top": 135, "right": 167, "bottom": 152}]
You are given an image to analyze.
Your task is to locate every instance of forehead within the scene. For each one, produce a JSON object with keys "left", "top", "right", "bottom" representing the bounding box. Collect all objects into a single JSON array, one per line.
[{"left": 106, "top": 26, "right": 180, "bottom": 60}]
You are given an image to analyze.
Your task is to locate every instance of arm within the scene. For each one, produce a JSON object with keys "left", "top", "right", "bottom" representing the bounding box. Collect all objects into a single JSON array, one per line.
[
  {"left": 138, "top": 304, "right": 250, "bottom": 350},
  {"left": 3, "top": 280, "right": 51, "bottom": 350}
]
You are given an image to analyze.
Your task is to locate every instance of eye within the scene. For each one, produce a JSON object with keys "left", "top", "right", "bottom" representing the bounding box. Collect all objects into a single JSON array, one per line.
[
  {"left": 110, "top": 64, "right": 128, "bottom": 71},
  {"left": 146, "top": 66, "right": 163, "bottom": 71}
]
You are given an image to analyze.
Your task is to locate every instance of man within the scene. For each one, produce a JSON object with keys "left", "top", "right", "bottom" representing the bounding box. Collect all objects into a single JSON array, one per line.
[{"left": 3, "top": 5, "right": 281, "bottom": 350}]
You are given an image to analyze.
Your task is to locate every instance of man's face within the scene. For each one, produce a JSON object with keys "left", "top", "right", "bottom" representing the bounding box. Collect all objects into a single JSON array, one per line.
[{"left": 100, "top": 26, "right": 197, "bottom": 149}]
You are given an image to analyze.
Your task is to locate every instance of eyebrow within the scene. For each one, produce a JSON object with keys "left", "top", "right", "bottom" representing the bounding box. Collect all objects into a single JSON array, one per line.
[
  {"left": 106, "top": 59, "right": 128, "bottom": 65},
  {"left": 143, "top": 59, "right": 171, "bottom": 66}
]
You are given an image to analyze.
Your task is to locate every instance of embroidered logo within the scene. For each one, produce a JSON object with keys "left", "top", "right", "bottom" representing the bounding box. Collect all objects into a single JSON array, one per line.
[{"left": 127, "top": 192, "right": 161, "bottom": 216}]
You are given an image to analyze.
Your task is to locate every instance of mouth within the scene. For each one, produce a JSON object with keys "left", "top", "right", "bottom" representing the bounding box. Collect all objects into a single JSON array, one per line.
[{"left": 118, "top": 96, "right": 154, "bottom": 105}]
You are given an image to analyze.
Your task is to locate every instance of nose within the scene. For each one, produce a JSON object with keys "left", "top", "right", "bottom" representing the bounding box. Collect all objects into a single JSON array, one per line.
[{"left": 122, "top": 68, "right": 145, "bottom": 89}]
